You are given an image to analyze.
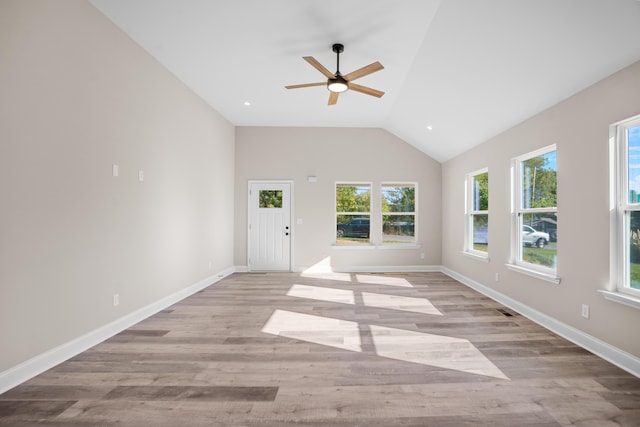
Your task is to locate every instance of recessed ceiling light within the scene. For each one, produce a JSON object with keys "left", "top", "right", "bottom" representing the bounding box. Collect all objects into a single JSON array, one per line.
[
  {"left": 244, "top": 101, "right": 251, "bottom": 106},
  {"left": 426, "top": 125, "right": 433, "bottom": 131}
]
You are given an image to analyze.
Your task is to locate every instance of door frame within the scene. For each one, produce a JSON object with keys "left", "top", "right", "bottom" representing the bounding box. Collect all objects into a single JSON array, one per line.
[{"left": 247, "top": 180, "right": 294, "bottom": 272}]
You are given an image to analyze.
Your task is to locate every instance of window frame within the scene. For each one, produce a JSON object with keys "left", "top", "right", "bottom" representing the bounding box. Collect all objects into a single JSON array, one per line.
[
  {"left": 380, "top": 182, "right": 417, "bottom": 246},
  {"left": 510, "top": 144, "right": 559, "bottom": 281},
  {"left": 612, "top": 115, "right": 640, "bottom": 299},
  {"left": 465, "top": 168, "right": 489, "bottom": 258},
  {"left": 335, "top": 182, "right": 372, "bottom": 245}
]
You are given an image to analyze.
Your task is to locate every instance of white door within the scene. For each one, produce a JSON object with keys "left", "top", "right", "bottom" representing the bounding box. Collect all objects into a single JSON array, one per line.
[{"left": 248, "top": 181, "right": 291, "bottom": 271}]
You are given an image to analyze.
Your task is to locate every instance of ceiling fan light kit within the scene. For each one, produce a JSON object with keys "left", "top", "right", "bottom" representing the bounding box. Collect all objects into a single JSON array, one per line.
[
  {"left": 327, "top": 76, "right": 348, "bottom": 93},
  {"left": 286, "top": 43, "right": 384, "bottom": 105}
]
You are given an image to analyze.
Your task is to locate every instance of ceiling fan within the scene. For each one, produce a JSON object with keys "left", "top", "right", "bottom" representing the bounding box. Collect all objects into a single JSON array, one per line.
[{"left": 285, "top": 43, "right": 385, "bottom": 105}]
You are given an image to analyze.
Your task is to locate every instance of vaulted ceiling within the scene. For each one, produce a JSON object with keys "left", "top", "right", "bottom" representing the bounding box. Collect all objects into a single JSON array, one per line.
[{"left": 90, "top": 0, "right": 640, "bottom": 162}]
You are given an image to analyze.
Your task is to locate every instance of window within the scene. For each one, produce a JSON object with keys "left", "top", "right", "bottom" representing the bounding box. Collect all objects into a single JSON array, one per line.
[
  {"left": 336, "top": 183, "right": 371, "bottom": 244},
  {"left": 381, "top": 184, "right": 416, "bottom": 244},
  {"left": 512, "top": 145, "right": 558, "bottom": 278},
  {"left": 613, "top": 115, "right": 640, "bottom": 297},
  {"left": 259, "top": 190, "right": 283, "bottom": 208},
  {"left": 466, "top": 169, "right": 488, "bottom": 256}
]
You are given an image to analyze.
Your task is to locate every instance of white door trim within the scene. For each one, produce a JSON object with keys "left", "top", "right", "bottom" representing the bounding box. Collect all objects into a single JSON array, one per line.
[{"left": 247, "top": 180, "right": 294, "bottom": 271}]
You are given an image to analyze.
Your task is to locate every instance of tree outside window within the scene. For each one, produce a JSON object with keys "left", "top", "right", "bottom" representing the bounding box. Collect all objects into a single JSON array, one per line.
[
  {"left": 514, "top": 146, "right": 557, "bottom": 272},
  {"left": 382, "top": 184, "right": 416, "bottom": 244},
  {"left": 336, "top": 184, "right": 371, "bottom": 244},
  {"left": 259, "top": 190, "right": 283, "bottom": 208},
  {"left": 467, "top": 170, "right": 488, "bottom": 254},
  {"left": 618, "top": 118, "right": 640, "bottom": 292}
]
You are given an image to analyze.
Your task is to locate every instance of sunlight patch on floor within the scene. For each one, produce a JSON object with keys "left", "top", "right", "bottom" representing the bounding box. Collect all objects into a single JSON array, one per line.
[
  {"left": 287, "top": 284, "right": 442, "bottom": 316},
  {"left": 300, "top": 257, "right": 352, "bottom": 282},
  {"left": 362, "top": 292, "right": 442, "bottom": 316},
  {"left": 261, "top": 309, "right": 362, "bottom": 352},
  {"left": 355, "top": 274, "right": 413, "bottom": 288},
  {"left": 287, "top": 284, "right": 355, "bottom": 305},
  {"left": 369, "top": 325, "right": 509, "bottom": 380}
]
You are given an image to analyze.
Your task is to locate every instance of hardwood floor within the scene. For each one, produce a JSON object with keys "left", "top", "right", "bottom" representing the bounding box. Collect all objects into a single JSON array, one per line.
[{"left": 1, "top": 272, "right": 639, "bottom": 426}]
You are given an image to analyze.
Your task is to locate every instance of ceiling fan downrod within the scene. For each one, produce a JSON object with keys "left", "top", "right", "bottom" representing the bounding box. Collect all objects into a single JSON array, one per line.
[
  {"left": 332, "top": 43, "right": 344, "bottom": 76},
  {"left": 327, "top": 43, "right": 348, "bottom": 93}
]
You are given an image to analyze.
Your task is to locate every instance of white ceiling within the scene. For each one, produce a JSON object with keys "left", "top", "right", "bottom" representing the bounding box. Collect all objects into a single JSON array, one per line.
[{"left": 89, "top": 0, "right": 640, "bottom": 163}]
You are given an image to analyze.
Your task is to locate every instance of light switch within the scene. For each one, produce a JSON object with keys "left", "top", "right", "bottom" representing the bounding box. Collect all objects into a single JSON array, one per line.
[
  {"left": 112, "top": 164, "right": 119, "bottom": 177},
  {"left": 296, "top": 218, "right": 303, "bottom": 225}
]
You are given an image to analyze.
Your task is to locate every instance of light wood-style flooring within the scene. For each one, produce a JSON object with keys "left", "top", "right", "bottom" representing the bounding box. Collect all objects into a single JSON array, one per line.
[{"left": 1, "top": 271, "right": 639, "bottom": 426}]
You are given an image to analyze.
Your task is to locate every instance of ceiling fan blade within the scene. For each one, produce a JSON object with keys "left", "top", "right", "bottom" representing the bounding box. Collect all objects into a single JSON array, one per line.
[
  {"left": 285, "top": 82, "right": 326, "bottom": 89},
  {"left": 349, "top": 83, "right": 385, "bottom": 98},
  {"left": 343, "top": 61, "right": 384, "bottom": 82},
  {"left": 303, "top": 56, "right": 335, "bottom": 79},
  {"left": 328, "top": 91, "right": 339, "bottom": 105}
]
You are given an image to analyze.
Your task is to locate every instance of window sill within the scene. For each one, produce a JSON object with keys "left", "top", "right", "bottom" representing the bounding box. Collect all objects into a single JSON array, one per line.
[
  {"left": 505, "top": 263, "right": 561, "bottom": 284},
  {"left": 461, "top": 251, "right": 489, "bottom": 262},
  {"left": 599, "top": 290, "right": 640, "bottom": 310}
]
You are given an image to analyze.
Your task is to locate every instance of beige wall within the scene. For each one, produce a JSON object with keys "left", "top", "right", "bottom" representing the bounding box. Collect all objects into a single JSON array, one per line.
[
  {"left": 2, "top": 0, "right": 638, "bottom": 382},
  {"left": 235, "top": 127, "right": 442, "bottom": 271},
  {"left": 0, "top": 0, "right": 235, "bottom": 371},
  {"left": 442, "top": 60, "right": 640, "bottom": 357}
]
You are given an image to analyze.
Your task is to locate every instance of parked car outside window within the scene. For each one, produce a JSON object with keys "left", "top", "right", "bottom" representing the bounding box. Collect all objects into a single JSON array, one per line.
[
  {"left": 337, "top": 218, "right": 370, "bottom": 238},
  {"left": 522, "top": 225, "right": 549, "bottom": 248}
]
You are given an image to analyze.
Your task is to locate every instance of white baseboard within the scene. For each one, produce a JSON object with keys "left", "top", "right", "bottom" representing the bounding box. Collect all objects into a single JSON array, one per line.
[
  {"left": 441, "top": 266, "right": 640, "bottom": 378},
  {"left": 0, "top": 266, "right": 235, "bottom": 395},
  {"left": 322, "top": 265, "right": 441, "bottom": 273},
  {"left": 244, "top": 264, "right": 440, "bottom": 273}
]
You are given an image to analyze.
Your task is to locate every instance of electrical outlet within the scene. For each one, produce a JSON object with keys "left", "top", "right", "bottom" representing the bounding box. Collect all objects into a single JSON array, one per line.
[
  {"left": 113, "top": 294, "right": 119, "bottom": 307},
  {"left": 495, "top": 273, "right": 500, "bottom": 282},
  {"left": 420, "top": 253, "right": 425, "bottom": 260},
  {"left": 581, "top": 304, "right": 589, "bottom": 319}
]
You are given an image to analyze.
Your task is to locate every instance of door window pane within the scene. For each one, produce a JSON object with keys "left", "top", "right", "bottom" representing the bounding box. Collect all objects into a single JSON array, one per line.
[{"left": 259, "top": 190, "right": 282, "bottom": 208}]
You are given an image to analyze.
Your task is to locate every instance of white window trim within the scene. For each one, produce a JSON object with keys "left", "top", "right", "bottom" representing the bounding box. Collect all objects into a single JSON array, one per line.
[
  {"left": 508, "top": 144, "right": 560, "bottom": 282},
  {"left": 599, "top": 290, "right": 640, "bottom": 310},
  {"left": 380, "top": 182, "right": 417, "bottom": 246},
  {"left": 464, "top": 168, "right": 489, "bottom": 259},
  {"left": 506, "top": 263, "right": 560, "bottom": 284},
  {"left": 462, "top": 250, "right": 490, "bottom": 262},
  {"left": 606, "top": 115, "right": 640, "bottom": 309}
]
